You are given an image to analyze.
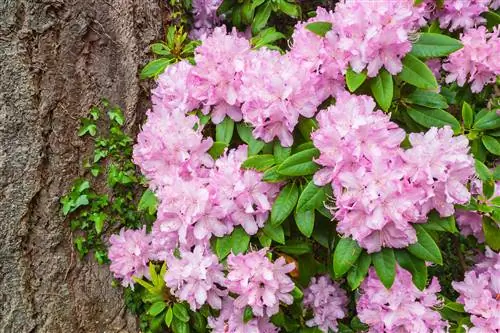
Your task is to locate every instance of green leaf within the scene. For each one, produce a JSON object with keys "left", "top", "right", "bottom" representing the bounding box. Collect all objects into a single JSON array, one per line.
[
  {"left": 473, "top": 111, "right": 500, "bottom": 130},
  {"left": 215, "top": 235, "right": 232, "bottom": 260},
  {"left": 243, "top": 306, "right": 253, "bottom": 323},
  {"left": 231, "top": 227, "right": 250, "bottom": 255},
  {"left": 370, "top": 69, "right": 393, "bottom": 111},
  {"left": 278, "top": 0, "right": 300, "bottom": 18},
  {"left": 251, "top": 27, "right": 286, "bottom": 49},
  {"left": 297, "top": 118, "right": 318, "bottom": 140},
  {"left": 215, "top": 117, "right": 235, "bottom": 145},
  {"left": 305, "top": 21, "right": 332, "bottom": 37},
  {"left": 172, "top": 317, "right": 190, "bottom": 333},
  {"left": 165, "top": 307, "right": 173, "bottom": 327},
  {"left": 346, "top": 68, "right": 367, "bottom": 92},
  {"left": 191, "top": 311, "right": 207, "bottom": 333},
  {"left": 407, "top": 225, "right": 443, "bottom": 265},
  {"left": 151, "top": 42, "right": 171, "bottom": 55},
  {"left": 407, "top": 105, "right": 460, "bottom": 133},
  {"left": 276, "top": 240, "right": 313, "bottom": 255},
  {"left": 241, "top": 0, "right": 255, "bottom": 24},
  {"left": 483, "top": 217, "right": 500, "bottom": 251},
  {"left": 108, "top": 107, "right": 125, "bottom": 126},
  {"left": 372, "top": 248, "right": 396, "bottom": 289},
  {"left": 410, "top": 32, "right": 463, "bottom": 58},
  {"left": 258, "top": 233, "right": 272, "bottom": 247},
  {"left": 462, "top": 102, "right": 474, "bottom": 129},
  {"left": 475, "top": 159, "right": 493, "bottom": 181},
  {"left": 398, "top": 54, "right": 438, "bottom": 89},
  {"left": 148, "top": 301, "right": 166, "bottom": 316},
  {"left": 241, "top": 154, "right": 276, "bottom": 172},
  {"left": 291, "top": 286, "right": 304, "bottom": 300},
  {"left": 271, "top": 183, "right": 299, "bottom": 226},
  {"left": 208, "top": 142, "right": 228, "bottom": 159},
  {"left": 237, "top": 123, "right": 265, "bottom": 155},
  {"left": 483, "top": 10, "right": 500, "bottom": 30},
  {"left": 78, "top": 119, "right": 97, "bottom": 137},
  {"left": 277, "top": 148, "right": 320, "bottom": 176},
  {"left": 262, "top": 222, "right": 285, "bottom": 244},
  {"left": 423, "top": 211, "right": 458, "bottom": 233},
  {"left": 140, "top": 58, "right": 172, "bottom": 79},
  {"left": 482, "top": 136, "right": 500, "bottom": 155},
  {"left": 173, "top": 303, "right": 190, "bottom": 323},
  {"left": 347, "top": 253, "right": 371, "bottom": 290},
  {"left": 252, "top": 2, "right": 272, "bottom": 34},
  {"left": 138, "top": 189, "right": 158, "bottom": 215},
  {"left": 294, "top": 209, "right": 315, "bottom": 237},
  {"left": 333, "top": 237, "right": 362, "bottom": 277},
  {"left": 296, "top": 181, "right": 327, "bottom": 212},
  {"left": 262, "top": 166, "right": 288, "bottom": 183},
  {"left": 395, "top": 250, "right": 427, "bottom": 290},
  {"left": 273, "top": 141, "right": 291, "bottom": 164},
  {"left": 90, "top": 212, "right": 107, "bottom": 234},
  {"left": 406, "top": 89, "right": 449, "bottom": 109}
]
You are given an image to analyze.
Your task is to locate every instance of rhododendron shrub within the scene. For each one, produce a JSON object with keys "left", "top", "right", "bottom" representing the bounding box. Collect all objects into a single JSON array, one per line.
[{"left": 107, "top": 0, "right": 500, "bottom": 332}]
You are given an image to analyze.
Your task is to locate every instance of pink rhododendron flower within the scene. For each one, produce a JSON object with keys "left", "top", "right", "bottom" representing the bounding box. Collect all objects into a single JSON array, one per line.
[
  {"left": 164, "top": 245, "right": 226, "bottom": 310},
  {"left": 443, "top": 26, "right": 500, "bottom": 93},
  {"left": 151, "top": 61, "right": 199, "bottom": 113},
  {"left": 303, "top": 275, "right": 348, "bottom": 332},
  {"left": 403, "top": 126, "right": 475, "bottom": 217},
  {"left": 456, "top": 210, "right": 485, "bottom": 242},
  {"left": 133, "top": 106, "right": 213, "bottom": 187},
  {"left": 190, "top": 0, "right": 223, "bottom": 39},
  {"left": 436, "top": 0, "right": 489, "bottom": 31},
  {"left": 427, "top": 59, "right": 442, "bottom": 80},
  {"left": 330, "top": 0, "right": 426, "bottom": 77},
  {"left": 240, "top": 49, "right": 325, "bottom": 146},
  {"left": 209, "top": 145, "right": 280, "bottom": 235},
  {"left": 452, "top": 248, "right": 500, "bottom": 332},
  {"left": 188, "top": 26, "right": 250, "bottom": 123},
  {"left": 208, "top": 296, "right": 278, "bottom": 333},
  {"left": 358, "top": 267, "right": 448, "bottom": 333},
  {"left": 225, "top": 249, "right": 295, "bottom": 317},
  {"left": 108, "top": 227, "right": 152, "bottom": 287}
]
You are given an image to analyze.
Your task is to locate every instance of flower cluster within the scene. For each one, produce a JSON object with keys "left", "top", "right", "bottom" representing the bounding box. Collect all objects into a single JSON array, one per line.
[
  {"left": 190, "top": 0, "right": 223, "bottom": 39},
  {"left": 225, "top": 249, "right": 295, "bottom": 317},
  {"left": 303, "top": 275, "right": 348, "bottom": 332},
  {"left": 452, "top": 248, "right": 500, "bottom": 332},
  {"left": 443, "top": 26, "right": 500, "bottom": 93},
  {"left": 357, "top": 267, "right": 448, "bottom": 332},
  {"left": 312, "top": 94, "right": 475, "bottom": 252},
  {"left": 433, "top": 0, "right": 490, "bottom": 31}
]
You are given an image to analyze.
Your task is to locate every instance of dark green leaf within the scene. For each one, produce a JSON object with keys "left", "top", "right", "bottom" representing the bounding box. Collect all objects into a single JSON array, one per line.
[
  {"left": 473, "top": 111, "right": 500, "bottom": 130},
  {"left": 372, "top": 248, "right": 396, "bottom": 289},
  {"left": 241, "top": 154, "right": 276, "bottom": 172},
  {"left": 172, "top": 317, "right": 190, "bottom": 333},
  {"left": 346, "top": 68, "right": 367, "bottom": 92},
  {"left": 482, "top": 136, "right": 500, "bottom": 155},
  {"left": 262, "top": 222, "right": 285, "bottom": 244},
  {"left": 305, "top": 21, "right": 332, "bottom": 37},
  {"left": 297, "top": 118, "right": 318, "bottom": 140},
  {"left": 276, "top": 240, "right": 313, "bottom": 255},
  {"left": 483, "top": 217, "right": 500, "bottom": 251},
  {"left": 271, "top": 183, "right": 299, "bottom": 226},
  {"left": 173, "top": 303, "right": 190, "bottom": 323},
  {"left": 407, "top": 225, "right": 443, "bottom": 265},
  {"left": 276, "top": 148, "right": 320, "bottom": 176},
  {"left": 333, "top": 237, "right": 362, "bottom": 277},
  {"left": 475, "top": 159, "right": 493, "bottom": 181},
  {"left": 297, "top": 181, "right": 327, "bottom": 212},
  {"left": 347, "top": 253, "right": 371, "bottom": 290},
  {"left": 294, "top": 209, "right": 315, "bottom": 237},
  {"left": 407, "top": 105, "right": 460, "bottom": 133},
  {"left": 262, "top": 166, "right": 288, "bottom": 183},
  {"left": 423, "top": 211, "right": 458, "bottom": 233},
  {"left": 252, "top": 2, "right": 272, "bottom": 34},
  {"left": 483, "top": 10, "right": 500, "bottom": 30},
  {"left": 406, "top": 89, "right": 448, "bottom": 109},
  {"left": 370, "top": 69, "right": 393, "bottom": 111},
  {"left": 462, "top": 102, "right": 474, "bottom": 129},
  {"left": 215, "top": 117, "right": 235, "bottom": 144},
  {"left": 398, "top": 54, "right": 438, "bottom": 89},
  {"left": 395, "top": 250, "right": 427, "bottom": 290},
  {"left": 243, "top": 306, "right": 253, "bottom": 323},
  {"left": 410, "top": 32, "right": 463, "bottom": 58},
  {"left": 191, "top": 311, "right": 207, "bottom": 333}
]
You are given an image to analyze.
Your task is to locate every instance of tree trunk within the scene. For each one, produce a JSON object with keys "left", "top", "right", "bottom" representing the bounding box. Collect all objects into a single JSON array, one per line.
[{"left": 0, "top": 0, "right": 163, "bottom": 332}]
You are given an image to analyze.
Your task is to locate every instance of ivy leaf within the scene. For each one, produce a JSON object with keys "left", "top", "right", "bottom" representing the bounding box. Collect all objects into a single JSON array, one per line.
[
  {"left": 262, "top": 222, "right": 285, "bottom": 244},
  {"left": 483, "top": 217, "right": 500, "bottom": 251},
  {"left": 482, "top": 136, "right": 500, "bottom": 156},
  {"left": 276, "top": 148, "right": 320, "bottom": 176},
  {"left": 347, "top": 253, "right": 371, "bottom": 290},
  {"left": 90, "top": 212, "right": 107, "bottom": 234},
  {"left": 461, "top": 101, "right": 474, "bottom": 129},
  {"left": 405, "top": 89, "right": 448, "bottom": 109},
  {"left": 410, "top": 32, "right": 463, "bottom": 57},
  {"left": 407, "top": 225, "right": 443, "bottom": 265},
  {"left": 241, "top": 154, "right": 276, "bottom": 172},
  {"left": 333, "top": 237, "right": 362, "bottom": 277},
  {"left": 294, "top": 210, "right": 315, "bottom": 237},
  {"left": 406, "top": 105, "right": 460, "bottom": 133},
  {"left": 372, "top": 248, "right": 396, "bottom": 289},
  {"left": 108, "top": 107, "right": 125, "bottom": 126},
  {"left": 138, "top": 189, "right": 158, "bottom": 215},
  {"left": 231, "top": 227, "right": 250, "bottom": 255},
  {"left": 215, "top": 117, "right": 235, "bottom": 145},
  {"left": 173, "top": 303, "right": 190, "bottom": 323},
  {"left": 395, "top": 250, "right": 427, "bottom": 290},
  {"left": 398, "top": 54, "right": 438, "bottom": 89},
  {"left": 370, "top": 69, "right": 393, "bottom": 111},
  {"left": 346, "top": 68, "right": 367, "bottom": 92},
  {"left": 271, "top": 183, "right": 299, "bottom": 226},
  {"left": 305, "top": 21, "right": 332, "bottom": 37},
  {"left": 296, "top": 181, "right": 328, "bottom": 212},
  {"left": 78, "top": 119, "right": 97, "bottom": 137}
]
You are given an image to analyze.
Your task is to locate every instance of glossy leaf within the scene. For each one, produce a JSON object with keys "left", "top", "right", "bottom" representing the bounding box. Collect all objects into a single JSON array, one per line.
[
  {"left": 347, "top": 253, "right": 371, "bottom": 290},
  {"left": 333, "top": 237, "right": 362, "bottom": 277},
  {"left": 398, "top": 54, "right": 438, "bottom": 89},
  {"left": 271, "top": 183, "right": 299, "bottom": 226},
  {"left": 407, "top": 105, "right": 460, "bottom": 133},
  {"left": 370, "top": 69, "right": 393, "bottom": 111},
  {"left": 305, "top": 21, "right": 332, "bottom": 37},
  {"left": 372, "top": 248, "right": 396, "bottom": 289},
  {"left": 407, "top": 225, "right": 443, "bottom": 265},
  {"left": 294, "top": 209, "right": 315, "bottom": 237},
  {"left": 276, "top": 148, "right": 320, "bottom": 176},
  {"left": 346, "top": 68, "right": 367, "bottom": 92},
  {"left": 241, "top": 154, "right": 276, "bottom": 171},
  {"left": 410, "top": 32, "right": 463, "bottom": 57}
]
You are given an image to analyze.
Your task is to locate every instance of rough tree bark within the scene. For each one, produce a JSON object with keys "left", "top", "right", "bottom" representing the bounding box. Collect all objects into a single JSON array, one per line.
[{"left": 0, "top": 0, "right": 163, "bottom": 332}]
